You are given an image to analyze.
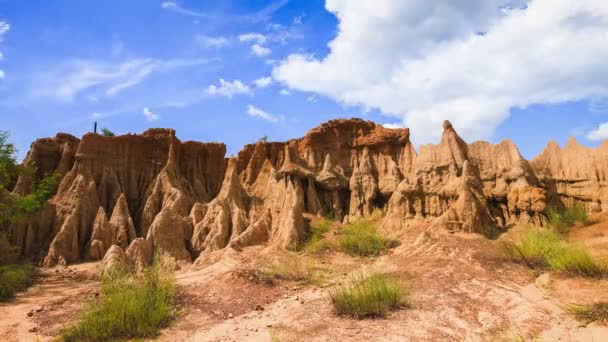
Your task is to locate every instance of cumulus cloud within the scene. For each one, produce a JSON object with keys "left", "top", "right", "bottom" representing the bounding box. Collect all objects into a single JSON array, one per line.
[
  {"left": 251, "top": 44, "right": 271, "bottom": 57},
  {"left": 31, "top": 57, "right": 211, "bottom": 101},
  {"left": 206, "top": 79, "right": 251, "bottom": 98},
  {"left": 143, "top": 107, "right": 159, "bottom": 122},
  {"left": 273, "top": 0, "right": 608, "bottom": 144},
  {"left": 238, "top": 33, "right": 267, "bottom": 44},
  {"left": 253, "top": 76, "right": 273, "bottom": 88},
  {"left": 194, "top": 34, "right": 230, "bottom": 49},
  {"left": 587, "top": 122, "right": 608, "bottom": 141},
  {"left": 247, "top": 104, "right": 279, "bottom": 123}
]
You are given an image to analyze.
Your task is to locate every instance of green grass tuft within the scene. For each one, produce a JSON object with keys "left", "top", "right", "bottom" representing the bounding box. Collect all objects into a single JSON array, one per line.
[
  {"left": 300, "top": 218, "right": 334, "bottom": 254},
  {"left": 338, "top": 220, "right": 399, "bottom": 257},
  {"left": 567, "top": 302, "right": 608, "bottom": 325},
  {"left": 502, "top": 229, "right": 607, "bottom": 277},
  {"left": 60, "top": 257, "right": 176, "bottom": 341},
  {"left": 546, "top": 204, "right": 589, "bottom": 235},
  {"left": 0, "top": 263, "right": 36, "bottom": 301},
  {"left": 329, "top": 273, "right": 409, "bottom": 319}
]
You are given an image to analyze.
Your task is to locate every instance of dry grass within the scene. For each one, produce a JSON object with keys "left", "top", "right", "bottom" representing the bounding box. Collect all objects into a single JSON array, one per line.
[
  {"left": 338, "top": 220, "right": 399, "bottom": 257},
  {"left": 567, "top": 302, "right": 608, "bottom": 325},
  {"left": 329, "top": 273, "right": 409, "bottom": 319}
]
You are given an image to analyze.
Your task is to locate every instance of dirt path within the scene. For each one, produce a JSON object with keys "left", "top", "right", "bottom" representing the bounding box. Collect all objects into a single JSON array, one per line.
[{"left": 0, "top": 263, "right": 98, "bottom": 342}]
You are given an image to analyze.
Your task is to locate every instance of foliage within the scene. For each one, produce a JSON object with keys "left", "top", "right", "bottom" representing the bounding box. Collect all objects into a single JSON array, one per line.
[
  {"left": 300, "top": 217, "right": 334, "bottom": 254},
  {"left": 0, "top": 262, "right": 36, "bottom": 301},
  {"left": 502, "top": 229, "right": 606, "bottom": 277},
  {"left": 567, "top": 302, "right": 608, "bottom": 325},
  {"left": 100, "top": 127, "right": 116, "bottom": 137},
  {"left": 60, "top": 257, "right": 176, "bottom": 341},
  {"left": 258, "top": 135, "right": 268, "bottom": 142},
  {"left": 546, "top": 204, "right": 589, "bottom": 235},
  {"left": 329, "top": 273, "right": 409, "bottom": 319},
  {"left": 338, "top": 220, "right": 399, "bottom": 257},
  {"left": 0, "top": 131, "right": 20, "bottom": 188}
]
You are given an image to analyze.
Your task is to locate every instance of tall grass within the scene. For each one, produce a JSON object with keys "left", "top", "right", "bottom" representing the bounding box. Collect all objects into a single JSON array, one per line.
[
  {"left": 338, "top": 220, "right": 399, "bottom": 257},
  {"left": 254, "top": 253, "right": 314, "bottom": 285},
  {"left": 0, "top": 263, "right": 36, "bottom": 301},
  {"left": 567, "top": 302, "right": 608, "bottom": 325},
  {"left": 329, "top": 273, "right": 409, "bottom": 319},
  {"left": 502, "top": 229, "right": 606, "bottom": 277},
  {"left": 60, "top": 257, "right": 176, "bottom": 341},
  {"left": 546, "top": 204, "right": 589, "bottom": 235},
  {"left": 300, "top": 217, "right": 333, "bottom": 254}
]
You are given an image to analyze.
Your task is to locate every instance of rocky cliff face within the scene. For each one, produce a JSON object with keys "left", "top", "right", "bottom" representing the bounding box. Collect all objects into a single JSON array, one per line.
[{"left": 9, "top": 119, "right": 607, "bottom": 266}]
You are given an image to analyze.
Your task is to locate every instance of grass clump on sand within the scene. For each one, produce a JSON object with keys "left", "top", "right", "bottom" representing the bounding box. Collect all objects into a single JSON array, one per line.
[
  {"left": 567, "top": 302, "right": 608, "bottom": 325},
  {"left": 0, "top": 263, "right": 36, "bottom": 301},
  {"left": 329, "top": 273, "right": 409, "bottom": 319},
  {"left": 300, "top": 217, "right": 334, "bottom": 254},
  {"left": 253, "top": 253, "right": 315, "bottom": 285},
  {"left": 546, "top": 204, "right": 589, "bottom": 235},
  {"left": 338, "top": 220, "right": 399, "bottom": 257},
  {"left": 502, "top": 229, "right": 606, "bottom": 277},
  {"left": 60, "top": 257, "right": 176, "bottom": 342}
]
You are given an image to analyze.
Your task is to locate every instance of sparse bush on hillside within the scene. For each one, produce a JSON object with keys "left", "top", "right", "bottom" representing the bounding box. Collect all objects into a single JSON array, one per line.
[
  {"left": 252, "top": 253, "right": 316, "bottom": 286},
  {"left": 502, "top": 229, "right": 607, "bottom": 277},
  {"left": 0, "top": 262, "right": 36, "bottom": 301},
  {"left": 329, "top": 273, "right": 409, "bottom": 319},
  {"left": 300, "top": 217, "right": 334, "bottom": 254},
  {"left": 100, "top": 127, "right": 116, "bottom": 137},
  {"left": 546, "top": 204, "right": 589, "bottom": 235},
  {"left": 567, "top": 302, "right": 608, "bottom": 325},
  {"left": 338, "top": 220, "right": 399, "bottom": 257},
  {"left": 60, "top": 256, "right": 176, "bottom": 341}
]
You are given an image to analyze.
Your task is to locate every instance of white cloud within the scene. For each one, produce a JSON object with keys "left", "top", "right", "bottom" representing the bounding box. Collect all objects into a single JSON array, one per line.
[
  {"left": 273, "top": 0, "right": 608, "bottom": 145},
  {"left": 247, "top": 104, "right": 279, "bottom": 123},
  {"left": 381, "top": 122, "right": 406, "bottom": 129},
  {"left": 0, "top": 21, "right": 9, "bottom": 80},
  {"left": 206, "top": 78, "right": 251, "bottom": 98},
  {"left": 194, "top": 34, "right": 230, "bottom": 49},
  {"left": 587, "top": 122, "right": 608, "bottom": 141},
  {"left": 32, "top": 58, "right": 211, "bottom": 101},
  {"left": 238, "top": 33, "right": 267, "bottom": 44},
  {"left": 279, "top": 89, "right": 291, "bottom": 96},
  {"left": 251, "top": 44, "right": 271, "bottom": 57},
  {"left": 143, "top": 107, "right": 159, "bottom": 122},
  {"left": 161, "top": 1, "right": 208, "bottom": 18},
  {"left": 253, "top": 76, "right": 272, "bottom": 88}
]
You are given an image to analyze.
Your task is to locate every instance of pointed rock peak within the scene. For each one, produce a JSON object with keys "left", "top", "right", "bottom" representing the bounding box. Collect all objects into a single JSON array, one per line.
[
  {"left": 110, "top": 193, "right": 131, "bottom": 221},
  {"left": 219, "top": 157, "right": 244, "bottom": 198},
  {"left": 439, "top": 120, "right": 469, "bottom": 167},
  {"left": 166, "top": 140, "right": 178, "bottom": 169},
  {"left": 565, "top": 136, "right": 583, "bottom": 149},
  {"left": 94, "top": 206, "right": 109, "bottom": 224},
  {"left": 442, "top": 120, "right": 454, "bottom": 131}
]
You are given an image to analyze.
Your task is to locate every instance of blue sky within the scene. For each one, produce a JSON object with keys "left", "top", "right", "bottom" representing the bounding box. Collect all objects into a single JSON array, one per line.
[{"left": 1, "top": 0, "right": 607, "bottom": 160}]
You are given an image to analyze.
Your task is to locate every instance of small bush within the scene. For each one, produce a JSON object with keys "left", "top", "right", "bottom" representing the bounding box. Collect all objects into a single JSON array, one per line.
[
  {"left": 567, "top": 302, "right": 608, "bottom": 325},
  {"left": 60, "top": 257, "right": 176, "bottom": 341},
  {"left": 300, "top": 218, "right": 334, "bottom": 254},
  {"left": 338, "top": 220, "right": 399, "bottom": 257},
  {"left": 503, "top": 229, "right": 606, "bottom": 277},
  {"left": 546, "top": 204, "right": 589, "bottom": 235},
  {"left": 329, "top": 273, "right": 408, "bottom": 319},
  {"left": 0, "top": 263, "right": 36, "bottom": 301},
  {"left": 100, "top": 127, "right": 116, "bottom": 137}
]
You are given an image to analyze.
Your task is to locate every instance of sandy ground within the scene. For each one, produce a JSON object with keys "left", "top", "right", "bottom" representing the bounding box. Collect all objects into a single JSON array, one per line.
[{"left": 1, "top": 220, "right": 607, "bottom": 341}]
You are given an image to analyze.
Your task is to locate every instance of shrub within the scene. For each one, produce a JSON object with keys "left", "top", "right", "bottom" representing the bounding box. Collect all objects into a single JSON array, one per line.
[
  {"left": 329, "top": 273, "right": 409, "bottom": 319},
  {"left": 100, "top": 127, "right": 116, "bottom": 137},
  {"left": 60, "top": 257, "right": 176, "bottom": 341},
  {"left": 567, "top": 302, "right": 608, "bottom": 325},
  {"left": 502, "top": 229, "right": 606, "bottom": 277},
  {"left": 338, "top": 220, "right": 399, "bottom": 257},
  {"left": 0, "top": 263, "right": 36, "bottom": 301},
  {"left": 546, "top": 204, "right": 589, "bottom": 235},
  {"left": 300, "top": 218, "right": 334, "bottom": 254}
]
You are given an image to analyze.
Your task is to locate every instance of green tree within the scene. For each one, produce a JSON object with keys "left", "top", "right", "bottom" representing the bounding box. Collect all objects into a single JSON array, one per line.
[
  {"left": 100, "top": 127, "right": 116, "bottom": 137},
  {"left": 258, "top": 135, "right": 268, "bottom": 142},
  {"left": 0, "top": 131, "right": 60, "bottom": 226}
]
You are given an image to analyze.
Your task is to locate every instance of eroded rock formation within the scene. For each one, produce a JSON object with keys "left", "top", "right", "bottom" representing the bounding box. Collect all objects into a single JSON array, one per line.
[{"left": 9, "top": 118, "right": 608, "bottom": 266}]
